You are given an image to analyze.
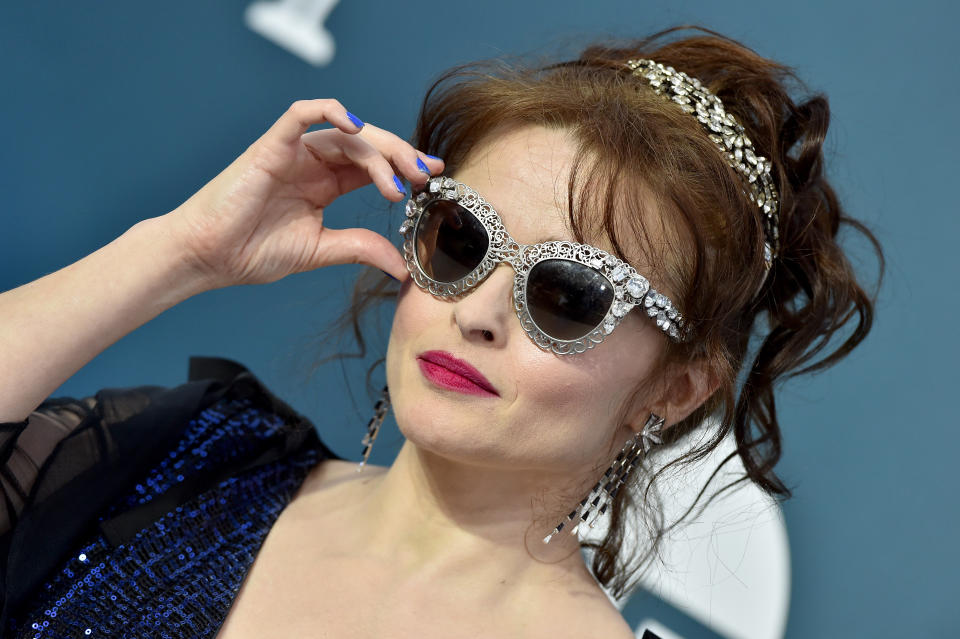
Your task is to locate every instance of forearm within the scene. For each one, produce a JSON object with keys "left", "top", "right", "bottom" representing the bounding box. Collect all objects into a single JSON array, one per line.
[{"left": 0, "top": 215, "right": 211, "bottom": 422}]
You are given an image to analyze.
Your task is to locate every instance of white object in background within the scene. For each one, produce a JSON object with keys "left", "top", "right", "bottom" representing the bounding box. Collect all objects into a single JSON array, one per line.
[
  {"left": 581, "top": 414, "right": 791, "bottom": 639},
  {"left": 244, "top": 0, "right": 340, "bottom": 66}
]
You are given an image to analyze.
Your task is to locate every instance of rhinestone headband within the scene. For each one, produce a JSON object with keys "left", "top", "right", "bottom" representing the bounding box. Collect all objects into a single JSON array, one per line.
[{"left": 625, "top": 58, "right": 781, "bottom": 280}]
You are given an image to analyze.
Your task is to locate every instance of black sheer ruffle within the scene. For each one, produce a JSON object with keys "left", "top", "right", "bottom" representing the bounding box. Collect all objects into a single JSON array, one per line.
[{"left": 0, "top": 356, "right": 342, "bottom": 628}]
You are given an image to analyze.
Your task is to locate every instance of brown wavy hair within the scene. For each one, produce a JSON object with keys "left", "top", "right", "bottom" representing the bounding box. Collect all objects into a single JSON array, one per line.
[{"left": 305, "top": 24, "right": 884, "bottom": 600}]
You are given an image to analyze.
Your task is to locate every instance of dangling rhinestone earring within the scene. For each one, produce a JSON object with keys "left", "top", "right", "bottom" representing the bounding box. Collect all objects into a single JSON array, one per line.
[
  {"left": 357, "top": 385, "right": 391, "bottom": 472},
  {"left": 542, "top": 412, "right": 665, "bottom": 544}
]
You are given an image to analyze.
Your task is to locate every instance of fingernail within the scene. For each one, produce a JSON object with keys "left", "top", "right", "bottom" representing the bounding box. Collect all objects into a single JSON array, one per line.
[
  {"left": 425, "top": 154, "right": 442, "bottom": 162},
  {"left": 345, "top": 111, "right": 364, "bottom": 129},
  {"left": 392, "top": 175, "right": 406, "bottom": 194},
  {"left": 380, "top": 269, "right": 398, "bottom": 281},
  {"left": 416, "top": 158, "right": 431, "bottom": 175}
]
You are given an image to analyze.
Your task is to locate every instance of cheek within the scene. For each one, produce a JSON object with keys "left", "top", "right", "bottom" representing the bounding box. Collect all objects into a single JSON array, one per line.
[
  {"left": 510, "top": 330, "right": 661, "bottom": 442},
  {"left": 387, "top": 279, "right": 441, "bottom": 355},
  {"left": 513, "top": 356, "right": 594, "bottom": 415},
  {"left": 386, "top": 281, "right": 428, "bottom": 384},
  {"left": 508, "top": 353, "right": 624, "bottom": 449},
  {"left": 393, "top": 278, "right": 430, "bottom": 327},
  {"left": 383, "top": 278, "right": 662, "bottom": 467}
]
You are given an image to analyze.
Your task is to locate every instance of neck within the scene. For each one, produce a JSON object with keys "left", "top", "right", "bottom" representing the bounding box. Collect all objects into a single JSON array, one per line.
[{"left": 342, "top": 439, "right": 597, "bottom": 589}]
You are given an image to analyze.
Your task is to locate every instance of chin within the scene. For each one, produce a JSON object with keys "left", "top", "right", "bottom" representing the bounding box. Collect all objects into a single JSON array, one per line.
[
  {"left": 395, "top": 404, "right": 502, "bottom": 463},
  {"left": 397, "top": 404, "right": 469, "bottom": 448}
]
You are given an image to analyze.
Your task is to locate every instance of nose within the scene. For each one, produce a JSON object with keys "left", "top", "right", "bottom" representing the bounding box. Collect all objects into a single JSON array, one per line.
[{"left": 452, "top": 262, "right": 516, "bottom": 348}]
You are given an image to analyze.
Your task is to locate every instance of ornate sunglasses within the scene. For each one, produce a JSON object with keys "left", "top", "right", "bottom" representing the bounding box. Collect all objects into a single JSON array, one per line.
[{"left": 397, "top": 176, "right": 691, "bottom": 355}]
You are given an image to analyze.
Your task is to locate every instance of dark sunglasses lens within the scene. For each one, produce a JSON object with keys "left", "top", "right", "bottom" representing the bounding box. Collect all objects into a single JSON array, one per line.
[
  {"left": 414, "top": 199, "right": 489, "bottom": 283},
  {"left": 526, "top": 259, "right": 614, "bottom": 341}
]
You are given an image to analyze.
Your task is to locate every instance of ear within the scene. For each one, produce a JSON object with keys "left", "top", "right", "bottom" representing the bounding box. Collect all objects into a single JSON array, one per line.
[{"left": 653, "top": 358, "right": 721, "bottom": 428}]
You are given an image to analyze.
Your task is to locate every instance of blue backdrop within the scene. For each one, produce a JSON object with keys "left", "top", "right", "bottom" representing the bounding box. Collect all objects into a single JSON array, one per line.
[{"left": 1, "top": 1, "right": 955, "bottom": 637}]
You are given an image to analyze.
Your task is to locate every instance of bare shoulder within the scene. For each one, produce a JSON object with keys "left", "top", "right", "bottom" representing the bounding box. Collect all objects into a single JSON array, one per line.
[
  {"left": 533, "top": 585, "right": 636, "bottom": 638},
  {"left": 296, "top": 457, "right": 388, "bottom": 498},
  {"left": 314, "top": 457, "right": 366, "bottom": 481}
]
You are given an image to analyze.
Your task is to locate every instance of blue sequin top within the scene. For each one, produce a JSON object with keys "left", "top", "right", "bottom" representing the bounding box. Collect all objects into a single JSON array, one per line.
[{"left": 0, "top": 356, "right": 343, "bottom": 638}]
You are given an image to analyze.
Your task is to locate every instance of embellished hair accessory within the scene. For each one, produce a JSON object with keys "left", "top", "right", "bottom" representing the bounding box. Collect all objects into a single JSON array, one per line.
[{"left": 625, "top": 58, "right": 781, "bottom": 286}]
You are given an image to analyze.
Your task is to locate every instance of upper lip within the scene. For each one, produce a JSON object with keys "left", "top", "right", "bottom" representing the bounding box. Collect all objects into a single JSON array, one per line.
[{"left": 417, "top": 350, "right": 499, "bottom": 396}]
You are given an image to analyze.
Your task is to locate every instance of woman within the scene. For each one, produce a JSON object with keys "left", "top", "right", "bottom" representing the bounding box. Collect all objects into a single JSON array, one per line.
[{"left": 0, "top": 25, "right": 882, "bottom": 638}]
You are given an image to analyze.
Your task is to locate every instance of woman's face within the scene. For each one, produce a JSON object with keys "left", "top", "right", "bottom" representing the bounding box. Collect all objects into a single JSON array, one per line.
[{"left": 384, "top": 124, "right": 670, "bottom": 479}]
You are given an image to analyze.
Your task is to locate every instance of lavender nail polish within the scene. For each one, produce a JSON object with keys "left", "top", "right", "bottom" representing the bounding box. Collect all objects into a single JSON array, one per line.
[
  {"left": 345, "top": 111, "right": 364, "bottom": 129},
  {"left": 393, "top": 175, "right": 406, "bottom": 194},
  {"left": 416, "top": 158, "right": 431, "bottom": 175}
]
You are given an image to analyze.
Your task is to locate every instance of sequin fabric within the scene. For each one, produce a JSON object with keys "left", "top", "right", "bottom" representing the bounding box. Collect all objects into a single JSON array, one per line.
[{"left": 6, "top": 392, "right": 321, "bottom": 638}]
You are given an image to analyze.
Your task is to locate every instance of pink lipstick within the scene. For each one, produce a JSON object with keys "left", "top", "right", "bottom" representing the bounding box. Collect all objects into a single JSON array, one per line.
[{"left": 416, "top": 350, "right": 499, "bottom": 397}]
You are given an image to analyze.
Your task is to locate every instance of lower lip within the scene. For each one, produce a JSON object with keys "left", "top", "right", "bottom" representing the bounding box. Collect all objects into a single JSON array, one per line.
[{"left": 417, "top": 358, "right": 498, "bottom": 397}]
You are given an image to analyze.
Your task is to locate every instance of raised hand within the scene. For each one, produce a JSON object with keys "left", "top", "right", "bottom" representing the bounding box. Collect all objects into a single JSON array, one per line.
[{"left": 163, "top": 98, "right": 443, "bottom": 289}]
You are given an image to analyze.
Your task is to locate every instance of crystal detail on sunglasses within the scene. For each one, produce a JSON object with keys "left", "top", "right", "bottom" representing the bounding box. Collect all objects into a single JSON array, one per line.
[
  {"left": 399, "top": 219, "right": 414, "bottom": 235},
  {"left": 612, "top": 301, "right": 630, "bottom": 318},
  {"left": 405, "top": 199, "right": 419, "bottom": 217},
  {"left": 626, "top": 276, "right": 649, "bottom": 299},
  {"left": 405, "top": 176, "right": 691, "bottom": 347},
  {"left": 428, "top": 180, "right": 441, "bottom": 193},
  {"left": 610, "top": 264, "right": 629, "bottom": 283},
  {"left": 655, "top": 293, "right": 667, "bottom": 308}
]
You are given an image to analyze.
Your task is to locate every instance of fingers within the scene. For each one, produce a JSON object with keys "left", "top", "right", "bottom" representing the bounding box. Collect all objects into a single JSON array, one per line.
[
  {"left": 302, "top": 130, "right": 409, "bottom": 202},
  {"left": 314, "top": 227, "right": 408, "bottom": 281},
  {"left": 263, "top": 98, "right": 446, "bottom": 201},
  {"left": 357, "top": 123, "right": 444, "bottom": 189},
  {"left": 326, "top": 164, "right": 378, "bottom": 199},
  {"left": 267, "top": 98, "right": 365, "bottom": 146},
  {"left": 301, "top": 126, "right": 445, "bottom": 202}
]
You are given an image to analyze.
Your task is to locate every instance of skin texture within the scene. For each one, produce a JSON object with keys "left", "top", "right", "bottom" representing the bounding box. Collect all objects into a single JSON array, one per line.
[
  {"left": 366, "top": 124, "right": 715, "bottom": 585},
  {"left": 217, "top": 123, "right": 717, "bottom": 638}
]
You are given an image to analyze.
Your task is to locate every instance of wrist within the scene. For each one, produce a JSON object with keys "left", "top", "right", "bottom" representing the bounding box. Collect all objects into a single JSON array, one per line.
[{"left": 123, "top": 215, "right": 219, "bottom": 303}]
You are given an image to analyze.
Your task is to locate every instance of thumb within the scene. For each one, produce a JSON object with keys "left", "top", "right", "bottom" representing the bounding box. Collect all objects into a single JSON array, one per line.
[{"left": 313, "top": 227, "right": 408, "bottom": 280}]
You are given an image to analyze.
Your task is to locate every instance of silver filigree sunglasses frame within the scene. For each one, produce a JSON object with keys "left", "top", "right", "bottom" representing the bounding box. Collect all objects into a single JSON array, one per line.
[{"left": 398, "top": 176, "right": 691, "bottom": 355}]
